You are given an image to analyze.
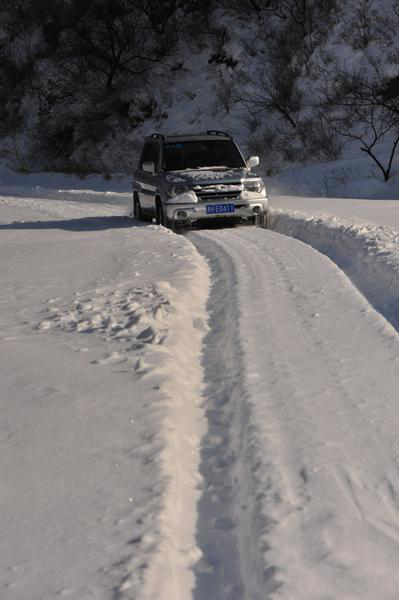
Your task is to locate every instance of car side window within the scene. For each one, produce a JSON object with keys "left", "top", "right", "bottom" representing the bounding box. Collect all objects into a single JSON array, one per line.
[{"left": 139, "top": 143, "right": 160, "bottom": 171}]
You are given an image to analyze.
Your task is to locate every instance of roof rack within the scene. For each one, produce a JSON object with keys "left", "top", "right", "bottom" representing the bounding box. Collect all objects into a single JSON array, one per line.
[{"left": 206, "top": 129, "right": 230, "bottom": 137}]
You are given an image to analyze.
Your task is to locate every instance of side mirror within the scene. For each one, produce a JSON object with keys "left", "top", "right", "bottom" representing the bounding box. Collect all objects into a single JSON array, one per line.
[
  {"left": 142, "top": 161, "right": 155, "bottom": 174},
  {"left": 247, "top": 155, "right": 259, "bottom": 169}
]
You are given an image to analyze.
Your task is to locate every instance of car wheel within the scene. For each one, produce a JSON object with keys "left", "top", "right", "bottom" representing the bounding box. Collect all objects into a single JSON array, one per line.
[
  {"left": 256, "top": 212, "right": 268, "bottom": 229},
  {"left": 155, "top": 201, "right": 164, "bottom": 225},
  {"left": 133, "top": 196, "right": 143, "bottom": 220},
  {"left": 173, "top": 223, "right": 187, "bottom": 234},
  {"left": 248, "top": 216, "right": 257, "bottom": 226},
  {"left": 168, "top": 218, "right": 185, "bottom": 233}
]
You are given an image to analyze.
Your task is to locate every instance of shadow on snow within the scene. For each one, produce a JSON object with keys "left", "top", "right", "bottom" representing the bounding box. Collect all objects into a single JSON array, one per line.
[{"left": 0, "top": 216, "right": 148, "bottom": 232}]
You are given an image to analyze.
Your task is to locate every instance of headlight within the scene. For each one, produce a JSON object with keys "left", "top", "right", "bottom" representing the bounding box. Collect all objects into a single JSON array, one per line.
[
  {"left": 244, "top": 179, "right": 264, "bottom": 193},
  {"left": 165, "top": 184, "right": 190, "bottom": 197}
]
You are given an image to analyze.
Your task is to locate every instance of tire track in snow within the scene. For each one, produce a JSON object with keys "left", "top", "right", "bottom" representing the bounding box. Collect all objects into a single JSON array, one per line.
[
  {"left": 191, "top": 225, "right": 399, "bottom": 600},
  {"left": 190, "top": 233, "right": 280, "bottom": 600}
]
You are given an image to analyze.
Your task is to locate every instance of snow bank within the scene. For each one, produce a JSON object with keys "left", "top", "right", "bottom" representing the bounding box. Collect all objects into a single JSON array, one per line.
[
  {"left": 135, "top": 232, "right": 210, "bottom": 600},
  {"left": 0, "top": 194, "right": 210, "bottom": 600},
  {"left": 270, "top": 208, "right": 399, "bottom": 330}
]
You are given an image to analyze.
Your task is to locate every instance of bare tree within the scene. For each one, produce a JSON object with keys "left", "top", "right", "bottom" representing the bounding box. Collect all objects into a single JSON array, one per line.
[
  {"left": 67, "top": 0, "right": 177, "bottom": 93},
  {"left": 323, "top": 71, "right": 399, "bottom": 181},
  {"left": 239, "top": 67, "right": 302, "bottom": 128}
]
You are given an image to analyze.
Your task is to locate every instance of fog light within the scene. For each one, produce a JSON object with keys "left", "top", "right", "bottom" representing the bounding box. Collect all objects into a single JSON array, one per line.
[
  {"left": 252, "top": 205, "right": 261, "bottom": 214},
  {"left": 176, "top": 210, "right": 188, "bottom": 219}
]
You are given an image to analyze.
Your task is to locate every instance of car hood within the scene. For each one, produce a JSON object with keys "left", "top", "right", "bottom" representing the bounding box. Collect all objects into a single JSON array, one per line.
[{"left": 165, "top": 167, "right": 251, "bottom": 186}]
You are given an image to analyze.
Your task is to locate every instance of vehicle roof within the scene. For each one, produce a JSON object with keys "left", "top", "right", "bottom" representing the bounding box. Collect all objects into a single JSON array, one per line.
[{"left": 145, "top": 132, "right": 232, "bottom": 143}]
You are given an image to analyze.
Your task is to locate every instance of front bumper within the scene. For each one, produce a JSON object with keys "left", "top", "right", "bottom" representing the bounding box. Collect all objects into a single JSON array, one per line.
[{"left": 165, "top": 197, "right": 269, "bottom": 225}]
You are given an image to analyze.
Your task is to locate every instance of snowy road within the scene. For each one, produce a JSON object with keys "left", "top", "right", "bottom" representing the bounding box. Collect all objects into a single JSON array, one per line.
[
  {"left": 2, "top": 190, "right": 399, "bottom": 599},
  {"left": 191, "top": 227, "right": 399, "bottom": 600}
]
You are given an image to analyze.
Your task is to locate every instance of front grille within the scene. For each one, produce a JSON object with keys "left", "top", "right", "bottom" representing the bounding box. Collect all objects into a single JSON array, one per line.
[
  {"left": 196, "top": 190, "right": 241, "bottom": 201},
  {"left": 194, "top": 181, "right": 243, "bottom": 202}
]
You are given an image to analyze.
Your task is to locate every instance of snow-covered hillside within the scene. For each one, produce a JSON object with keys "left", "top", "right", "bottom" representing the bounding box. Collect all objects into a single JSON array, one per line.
[
  {"left": 3, "top": 0, "right": 399, "bottom": 179},
  {"left": 2, "top": 171, "right": 399, "bottom": 599}
]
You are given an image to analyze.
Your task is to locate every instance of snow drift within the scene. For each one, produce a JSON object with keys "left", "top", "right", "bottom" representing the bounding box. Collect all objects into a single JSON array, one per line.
[{"left": 270, "top": 208, "right": 399, "bottom": 330}]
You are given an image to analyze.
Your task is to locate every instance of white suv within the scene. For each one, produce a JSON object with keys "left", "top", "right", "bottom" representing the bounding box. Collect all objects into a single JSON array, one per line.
[{"left": 131, "top": 130, "right": 269, "bottom": 231}]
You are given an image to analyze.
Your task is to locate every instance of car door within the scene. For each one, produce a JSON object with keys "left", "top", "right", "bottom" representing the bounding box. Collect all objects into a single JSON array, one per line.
[{"left": 137, "top": 142, "right": 160, "bottom": 213}]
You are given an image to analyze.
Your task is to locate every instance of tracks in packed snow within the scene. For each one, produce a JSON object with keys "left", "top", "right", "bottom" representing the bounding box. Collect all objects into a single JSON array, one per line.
[
  {"left": 190, "top": 233, "right": 279, "bottom": 600},
  {"left": 190, "top": 225, "right": 399, "bottom": 600}
]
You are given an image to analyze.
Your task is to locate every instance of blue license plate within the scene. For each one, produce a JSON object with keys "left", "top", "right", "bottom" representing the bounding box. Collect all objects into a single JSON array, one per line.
[{"left": 206, "top": 203, "right": 235, "bottom": 215}]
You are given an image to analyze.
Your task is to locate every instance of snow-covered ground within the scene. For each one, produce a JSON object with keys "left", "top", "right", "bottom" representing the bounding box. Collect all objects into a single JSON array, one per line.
[
  {"left": 0, "top": 192, "right": 209, "bottom": 600},
  {"left": 2, "top": 168, "right": 399, "bottom": 599},
  {"left": 270, "top": 195, "right": 399, "bottom": 331},
  {"left": 191, "top": 226, "right": 399, "bottom": 600}
]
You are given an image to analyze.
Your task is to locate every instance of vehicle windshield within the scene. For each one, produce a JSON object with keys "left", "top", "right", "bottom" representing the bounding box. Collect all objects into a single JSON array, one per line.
[{"left": 163, "top": 140, "right": 246, "bottom": 171}]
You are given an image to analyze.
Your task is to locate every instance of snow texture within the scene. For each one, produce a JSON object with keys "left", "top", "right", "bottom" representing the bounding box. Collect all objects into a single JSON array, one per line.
[
  {"left": 0, "top": 190, "right": 209, "bottom": 600},
  {"left": 2, "top": 168, "right": 399, "bottom": 599}
]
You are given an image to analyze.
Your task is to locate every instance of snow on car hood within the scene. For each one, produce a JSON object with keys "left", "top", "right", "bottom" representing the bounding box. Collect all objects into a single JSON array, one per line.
[{"left": 165, "top": 167, "right": 249, "bottom": 186}]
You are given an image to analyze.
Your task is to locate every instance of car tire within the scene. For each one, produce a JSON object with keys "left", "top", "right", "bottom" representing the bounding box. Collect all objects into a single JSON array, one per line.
[
  {"left": 169, "top": 219, "right": 186, "bottom": 233},
  {"left": 248, "top": 216, "right": 257, "bottom": 226},
  {"left": 256, "top": 212, "right": 268, "bottom": 229},
  {"left": 134, "top": 195, "right": 153, "bottom": 222},
  {"left": 133, "top": 196, "right": 143, "bottom": 220},
  {"left": 155, "top": 200, "right": 164, "bottom": 225}
]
